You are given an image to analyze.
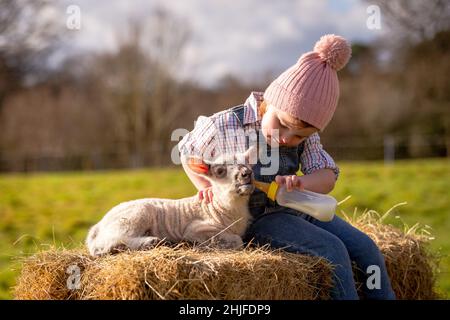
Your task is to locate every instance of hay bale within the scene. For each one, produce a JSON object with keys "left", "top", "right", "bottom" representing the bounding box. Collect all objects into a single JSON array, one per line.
[
  {"left": 13, "top": 249, "right": 91, "bottom": 300},
  {"left": 350, "top": 212, "right": 439, "bottom": 299},
  {"left": 14, "top": 245, "right": 333, "bottom": 300},
  {"left": 14, "top": 212, "right": 439, "bottom": 300}
]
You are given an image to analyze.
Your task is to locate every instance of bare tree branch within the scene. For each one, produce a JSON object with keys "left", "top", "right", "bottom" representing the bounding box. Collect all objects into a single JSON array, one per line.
[{"left": 370, "top": 0, "right": 450, "bottom": 42}]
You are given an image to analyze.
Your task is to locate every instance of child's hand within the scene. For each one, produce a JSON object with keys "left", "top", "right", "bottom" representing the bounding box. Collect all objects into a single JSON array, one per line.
[
  {"left": 275, "top": 175, "right": 305, "bottom": 192},
  {"left": 198, "top": 187, "right": 214, "bottom": 203}
]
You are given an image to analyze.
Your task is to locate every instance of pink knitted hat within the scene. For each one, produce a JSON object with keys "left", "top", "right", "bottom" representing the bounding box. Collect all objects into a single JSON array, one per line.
[{"left": 263, "top": 34, "right": 351, "bottom": 131}]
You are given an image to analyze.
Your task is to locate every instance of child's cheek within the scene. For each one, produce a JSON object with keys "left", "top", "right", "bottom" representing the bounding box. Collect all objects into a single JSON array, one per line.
[
  {"left": 260, "top": 116, "right": 270, "bottom": 138},
  {"left": 261, "top": 121, "right": 276, "bottom": 141},
  {"left": 261, "top": 126, "right": 270, "bottom": 141}
]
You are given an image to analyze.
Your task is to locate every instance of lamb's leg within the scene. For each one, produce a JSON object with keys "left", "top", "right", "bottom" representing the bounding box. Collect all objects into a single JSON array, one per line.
[
  {"left": 102, "top": 236, "right": 162, "bottom": 254},
  {"left": 183, "top": 220, "right": 219, "bottom": 245},
  {"left": 121, "top": 236, "right": 162, "bottom": 251},
  {"left": 215, "top": 233, "right": 244, "bottom": 249},
  {"left": 183, "top": 220, "right": 243, "bottom": 249}
]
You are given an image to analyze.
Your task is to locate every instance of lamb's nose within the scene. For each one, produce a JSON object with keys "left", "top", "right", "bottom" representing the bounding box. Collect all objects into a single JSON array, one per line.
[{"left": 239, "top": 167, "right": 252, "bottom": 182}]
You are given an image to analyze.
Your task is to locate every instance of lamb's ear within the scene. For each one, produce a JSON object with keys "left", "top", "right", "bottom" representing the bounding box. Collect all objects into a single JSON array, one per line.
[
  {"left": 186, "top": 157, "right": 211, "bottom": 176},
  {"left": 242, "top": 145, "right": 258, "bottom": 166}
]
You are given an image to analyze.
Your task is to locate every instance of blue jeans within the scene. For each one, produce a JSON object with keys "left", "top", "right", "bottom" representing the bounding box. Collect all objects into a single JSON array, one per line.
[{"left": 243, "top": 207, "right": 396, "bottom": 300}]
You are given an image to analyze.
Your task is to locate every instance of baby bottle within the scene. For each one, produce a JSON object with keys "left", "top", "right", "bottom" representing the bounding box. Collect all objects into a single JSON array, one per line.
[{"left": 253, "top": 180, "right": 337, "bottom": 222}]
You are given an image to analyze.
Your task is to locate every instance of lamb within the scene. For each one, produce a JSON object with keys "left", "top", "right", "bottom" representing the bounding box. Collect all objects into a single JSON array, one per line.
[{"left": 86, "top": 150, "right": 256, "bottom": 257}]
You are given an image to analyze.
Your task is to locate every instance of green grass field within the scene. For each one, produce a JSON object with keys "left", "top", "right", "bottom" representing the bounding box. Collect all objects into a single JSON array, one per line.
[{"left": 0, "top": 158, "right": 449, "bottom": 299}]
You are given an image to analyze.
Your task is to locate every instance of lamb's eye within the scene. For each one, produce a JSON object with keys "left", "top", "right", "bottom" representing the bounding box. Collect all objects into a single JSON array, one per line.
[{"left": 213, "top": 166, "right": 227, "bottom": 178}]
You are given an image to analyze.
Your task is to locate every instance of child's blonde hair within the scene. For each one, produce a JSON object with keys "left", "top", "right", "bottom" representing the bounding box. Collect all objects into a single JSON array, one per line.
[{"left": 258, "top": 100, "right": 268, "bottom": 118}]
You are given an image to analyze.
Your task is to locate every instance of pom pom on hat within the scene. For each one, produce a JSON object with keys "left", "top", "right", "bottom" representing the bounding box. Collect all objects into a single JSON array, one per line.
[{"left": 313, "top": 34, "right": 351, "bottom": 71}]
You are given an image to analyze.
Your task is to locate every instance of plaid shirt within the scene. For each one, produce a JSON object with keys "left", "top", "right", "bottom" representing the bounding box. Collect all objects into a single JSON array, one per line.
[{"left": 178, "top": 92, "right": 340, "bottom": 180}]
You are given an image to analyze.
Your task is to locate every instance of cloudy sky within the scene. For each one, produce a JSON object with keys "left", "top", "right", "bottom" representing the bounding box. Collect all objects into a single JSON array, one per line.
[{"left": 60, "top": 0, "right": 383, "bottom": 87}]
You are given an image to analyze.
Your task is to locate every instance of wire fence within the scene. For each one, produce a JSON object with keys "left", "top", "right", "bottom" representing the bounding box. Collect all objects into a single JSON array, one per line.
[
  {"left": 324, "top": 134, "right": 449, "bottom": 162},
  {"left": 0, "top": 134, "right": 448, "bottom": 173}
]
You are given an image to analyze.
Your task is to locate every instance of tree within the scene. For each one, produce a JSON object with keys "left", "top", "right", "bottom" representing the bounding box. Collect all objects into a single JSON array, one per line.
[
  {"left": 91, "top": 9, "right": 190, "bottom": 166},
  {"left": 0, "top": 0, "right": 61, "bottom": 109},
  {"left": 371, "top": 0, "right": 450, "bottom": 42}
]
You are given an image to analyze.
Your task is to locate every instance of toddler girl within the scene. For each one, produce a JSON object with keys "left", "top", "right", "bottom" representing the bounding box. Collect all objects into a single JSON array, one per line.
[{"left": 178, "top": 34, "right": 395, "bottom": 300}]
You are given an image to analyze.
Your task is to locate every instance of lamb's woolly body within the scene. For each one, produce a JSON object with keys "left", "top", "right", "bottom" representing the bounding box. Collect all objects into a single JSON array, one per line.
[{"left": 86, "top": 193, "right": 251, "bottom": 256}]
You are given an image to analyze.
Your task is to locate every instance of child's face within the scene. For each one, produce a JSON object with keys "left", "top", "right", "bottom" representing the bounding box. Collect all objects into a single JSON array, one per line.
[{"left": 260, "top": 105, "right": 319, "bottom": 147}]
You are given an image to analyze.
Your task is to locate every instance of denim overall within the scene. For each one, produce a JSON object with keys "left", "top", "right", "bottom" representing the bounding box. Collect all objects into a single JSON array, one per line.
[
  {"left": 230, "top": 105, "right": 309, "bottom": 218},
  {"left": 230, "top": 105, "right": 396, "bottom": 300}
]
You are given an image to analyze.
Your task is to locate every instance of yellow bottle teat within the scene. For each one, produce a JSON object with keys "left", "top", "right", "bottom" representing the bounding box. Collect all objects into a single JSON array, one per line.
[{"left": 252, "top": 180, "right": 279, "bottom": 201}]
